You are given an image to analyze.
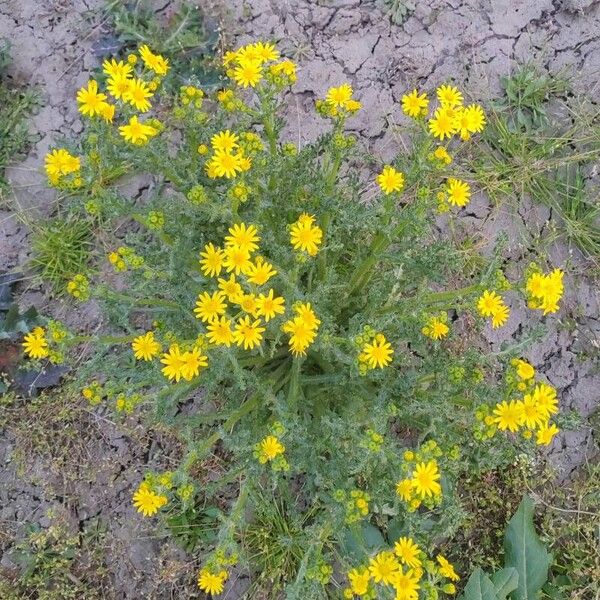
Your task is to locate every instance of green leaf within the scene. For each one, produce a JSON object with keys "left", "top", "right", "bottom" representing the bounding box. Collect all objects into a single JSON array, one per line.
[
  {"left": 459, "top": 568, "right": 498, "bottom": 600},
  {"left": 341, "top": 521, "right": 385, "bottom": 559},
  {"left": 504, "top": 496, "right": 552, "bottom": 600},
  {"left": 491, "top": 568, "right": 519, "bottom": 599}
]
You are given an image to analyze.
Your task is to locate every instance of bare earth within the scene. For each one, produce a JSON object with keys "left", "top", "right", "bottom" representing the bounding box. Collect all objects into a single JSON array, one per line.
[{"left": 0, "top": 0, "right": 599, "bottom": 597}]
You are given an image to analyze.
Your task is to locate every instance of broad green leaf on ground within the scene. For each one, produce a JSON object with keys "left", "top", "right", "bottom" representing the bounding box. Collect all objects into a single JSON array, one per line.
[
  {"left": 504, "top": 495, "right": 552, "bottom": 600},
  {"left": 459, "top": 567, "right": 498, "bottom": 600},
  {"left": 491, "top": 567, "right": 519, "bottom": 599}
]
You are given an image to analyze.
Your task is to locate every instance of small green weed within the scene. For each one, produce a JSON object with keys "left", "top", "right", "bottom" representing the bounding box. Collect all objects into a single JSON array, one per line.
[
  {"left": 0, "top": 513, "right": 107, "bottom": 600},
  {"left": 382, "top": 0, "right": 415, "bottom": 25},
  {"left": 30, "top": 215, "right": 93, "bottom": 289},
  {"left": 0, "top": 39, "right": 40, "bottom": 193},
  {"left": 240, "top": 488, "right": 322, "bottom": 598},
  {"left": 474, "top": 64, "right": 600, "bottom": 260}
]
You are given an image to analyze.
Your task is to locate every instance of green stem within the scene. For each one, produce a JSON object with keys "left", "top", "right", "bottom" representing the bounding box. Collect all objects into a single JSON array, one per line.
[{"left": 181, "top": 391, "right": 263, "bottom": 472}]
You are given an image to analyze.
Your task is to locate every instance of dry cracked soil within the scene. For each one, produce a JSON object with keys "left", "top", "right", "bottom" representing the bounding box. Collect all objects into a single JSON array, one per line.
[{"left": 1, "top": 0, "right": 599, "bottom": 598}]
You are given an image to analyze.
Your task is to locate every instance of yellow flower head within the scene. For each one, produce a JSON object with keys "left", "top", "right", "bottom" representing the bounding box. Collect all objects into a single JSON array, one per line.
[
  {"left": 422, "top": 315, "right": 449, "bottom": 340},
  {"left": 436, "top": 84, "right": 463, "bottom": 108},
  {"left": 76, "top": 80, "right": 107, "bottom": 117},
  {"left": 348, "top": 567, "right": 371, "bottom": 596},
  {"left": 396, "top": 478, "right": 413, "bottom": 501},
  {"left": 377, "top": 165, "right": 405, "bottom": 195},
  {"left": 257, "top": 435, "right": 285, "bottom": 463},
  {"left": 102, "top": 58, "right": 132, "bottom": 79},
  {"left": 119, "top": 115, "right": 158, "bottom": 145},
  {"left": 123, "top": 78, "right": 153, "bottom": 112},
  {"left": 132, "top": 331, "right": 161, "bottom": 361},
  {"left": 208, "top": 150, "right": 244, "bottom": 179},
  {"left": 206, "top": 316, "right": 234, "bottom": 347},
  {"left": 199, "top": 243, "right": 225, "bottom": 278},
  {"left": 225, "top": 222, "right": 260, "bottom": 253},
  {"left": 197, "top": 568, "right": 227, "bottom": 595},
  {"left": 411, "top": 460, "right": 442, "bottom": 499},
  {"left": 132, "top": 481, "right": 167, "bottom": 517},
  {"left": 256, "top": 289, "right": 285, "bottom": 322},
  {"left": 445, "top": 178, "right": 471, "bottom": 207},
  {"left": 514, "top": 359, "right": 535, "bottom": 380},
  {"left": 369, "top": 551, "right": 400, "bottom": 585},
  {"left": 428, "top": 107, "right": 458, "bottom": 140},
  {"left": 211, "top": 130, "right": 239, "bottom": 153},
  {"left": 194, "top": 291, "right": 227, "bottom": 323},
  {"left": 536, "top": 422, "right": 559, "bottom": 446},
  {"left": 22, "top": 329, "right": 49, "bottom": 359},
  {"left": 492, "top": 400, "right": 523, "bottom": 432},
  {"left": 223, "top": 245, "right": 253, "bottom": 275},
  {"left": 232, "top": 58, "right": 263, "bottom": 88},
  {"left": 436, "top": 555, "right": 460, "bottom": 581},
  {"left": 360, "top": 333, "right": 393, "bottom": 369},
  {"left": 401, "top": 89, "right": 429, "bottom": 118},
  {"left": 290, "top": 216, "right": 323, "bottom": 256},
  {"left": 233, "top": 316, "right": 265, "bottom": 350},
  {"left": 326, "top": 83, "right": 354, "bottom": 108},
  {"left": 394, "top": 537, "right": 422, "bottom": 569}
]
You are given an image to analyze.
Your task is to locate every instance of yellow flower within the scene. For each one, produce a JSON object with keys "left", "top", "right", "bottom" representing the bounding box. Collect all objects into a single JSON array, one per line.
[
  {"left": 233, "top": 316, "right": 265, "bottom": 350},
  {"left": 377, "top": 165, "right": 405, "bottom": 195},
  {"left": 257, "top": 435, "right": 285, "bottom": 463},
  {"left": 514, "top": 359, "right": 535, "bottom": 380},
  {"left": 44, "top": 149, "right": 80, "bottom": 178},
  {"left": 433, "top": 146, "right": 452, "bottom": 164},
  {"left": 396, "top": 478, "right": 413, "bottom": 501},
  {"left": 422, "top": 316, "right": 449, "bottom": 340},
  {"left": 492, "top": 400, "right": 523, "bottom": 432},
  {"left": 197, "top": 568, "right": 227, "bottom": 595},
  {"left": 369, "top": 551, "right": 400, "bottom": 585},
  {"left": 232, "top": 58, "right": 263, "bottom": 87},
  {"left": 218, "top": 274, "right": 243, "bottom": 301},
  {"left": 360, "top": 333, "right": 394, "bottom": 369},
  {"left": 256, "top": 289, "right": 285, "bottom": 322},
  {"left": 393, "top": 568, "right": 421, "bottom": 600},
  {"left": 289, "top": 216, "right": 323, "bottom": 256},
  {"left": 211, "top": 130, "right": 239, "bottom": 153},
  {"left": 428, "top": 107, "right": 458, "bottom": 140},
  {"left": 462, "top": 104, "right": 486, "bottom": 134},
  {"left": 225, "top": 223, "right": 260, "bottom": 253},
  {"left": 119, "top": 115, "right": 157, "bottom": 145},
  {"left": 520, "top": 394, "right": 546, "bottom": 429},
  {"left": 245, "top": 257, "right": 277, "bottom": 285},
  {"left": 206, "top": 316, "right": 234, "bottom": 347},
  {"left": 102, "top": 58, "right": 132, "bottom": 79},
  {"left": 532, "top": 383, "right": 558, "bottom": 418},
  {"left": 282, "top": 317, "right": 316, "bottom": 356},
  {"left": 194, "top": 291, "right": 227, "bottom": 323},
  {"left": 132, "top": 481, "right": 167, "bottom": 517},
  {"left": 99, "top": 102, "right": 116, "bottom": 122},
  {"left": 76, "top": 80, "right": 107, "bottom": 117},
  {"left": 180, "top": 348, "right": 208, "bottom": 381},
  {"left": 199, "top": 243, "right": 225, "bottom": 278},
  {"left": 237, "top": 293, "right": 259, "bottom": 317},
  {"left": 132, "top": 331, "right": 161, "bottom": 361},
  {"left": 253, "top": 41, "right": 280, "bottom": 63},
  {"left": 106, "top": 73, "right": 132, "bottom": 100},
  {"left": 294, "top": 302, "right": 321, "bottom": 330},
  {"left": 160, "top": 344, "right": 186, "bottom": 382},
  {"left": 476, "top": 290, "right": 504, "bottom": 318},
  {"left": 446, "top": 178, "right": 471, "bottom": 207},
  {"left": 123, "top": 78, "right": 153, "bottom": 112},
  {"left": 394, "top": 537, "right": 422, "bottom": 569},
  {"left": 401, "top": 89, "right": 429, "bottom": 118},
  {"left": 411, "top": 460, "right": 442, "bottom": 499},
  {"left": 348, "top": 567, "right": 371, "bottom": 596},
  {"left": 436, "top": 555, "right": 460, "bottom": 581},
  {"left": 139, "top": 44, "right": 169, "bottom": 75},
  {"left": 22, "top": 329, "right": 49, "bottom": 359},
  {"left": 208, "top": 150, "right": 244, "bottom": 179},
  {"left": 326, "top": 83, "right": 354, "bottom": 108},
  {"left": 491, "top": 304, "right": 510, "bottom": 328},
  {"left": 436, "top": 84, "right": 463, "bottom": 108},
  {"left": 223, "top": 245, "right": 253, "bottom": 275},
  {"left": 536, "top": 422, "right": 559, "bottom": 446},
  {"left": 526, "top": 268, "right": 564, "bottom": 314}
]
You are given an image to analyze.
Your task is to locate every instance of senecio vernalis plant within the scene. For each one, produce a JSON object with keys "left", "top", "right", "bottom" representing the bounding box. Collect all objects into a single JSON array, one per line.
[{"left": 24, "top": 41, "right": 567, "bottom": 598}]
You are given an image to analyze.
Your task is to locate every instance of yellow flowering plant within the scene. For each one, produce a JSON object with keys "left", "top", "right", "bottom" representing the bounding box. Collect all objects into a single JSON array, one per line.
[{"left": 28, "top": 41, "right": 570, "bottom": 597}]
